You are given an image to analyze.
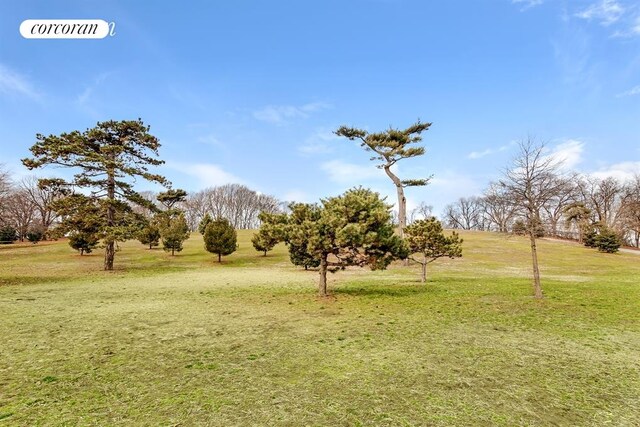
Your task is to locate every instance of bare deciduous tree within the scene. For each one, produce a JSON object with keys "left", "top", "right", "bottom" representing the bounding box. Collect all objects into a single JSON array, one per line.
[
  {"left": 179, "top": 184, "right": 282, "bottom": 231},
  {"left": 0, "top": 164, "right": 12, "bottom": 225},
  {"left": 540, "top": 176, "right": 577, "bottom": 237},
  {"left": 577, "top": 176, "right": 624, "bottom": 229},
  {"left": 4, "top": 189, "right": 38, "bottom": 241},
  {"left": 500, "top": 139, "right": 565, "bottom": 299},
  {"left": 481, "top": 183, "right": 518, "bottom": 232},
  {"left": 442, "top": 197, "right": 484, "bottom": 230},
  {"left": 409, "top": 201, "right": 433, "bottom": 224},
  {"left": 20, "top": 176, "right": 69, "bottom": 237},
  {"left": 621, "top": 175, "right": 640, "bottom": 247}
]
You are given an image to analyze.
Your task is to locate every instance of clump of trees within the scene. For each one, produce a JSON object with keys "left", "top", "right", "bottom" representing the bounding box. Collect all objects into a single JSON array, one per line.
[
  {"left": 0, "top": 225, "right": 17, "bottom": 244},
  {"left": 183, "top": 184, "right": 282, "bottom": 231},
  {"left": 584, "top": 223, "right": 622, "bottom": 253},
  {"left": 204, "top": 218, "right": 237, "bottom": 262},
  {"left": 442, "top": 171, "right": 640, "bottom": 250},
  {"left": 26, "top": 227, "right": 44, "bottom": 244},
  {"left": 0, "top": 167, "right": 69, "bottom": 242},
  {"left": 404, "top": 217, "right": 463, "bottom": 283}
]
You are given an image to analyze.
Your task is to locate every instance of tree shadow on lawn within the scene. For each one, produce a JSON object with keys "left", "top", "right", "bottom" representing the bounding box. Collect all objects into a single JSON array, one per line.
[{"left": 333, "top": 281, "right": 446, "bottom": 298}]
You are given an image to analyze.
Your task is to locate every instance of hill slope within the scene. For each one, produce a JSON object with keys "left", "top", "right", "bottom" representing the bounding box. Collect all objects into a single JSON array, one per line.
[{"left": 1, "top": 231, "right": 639, "bottom": 425}]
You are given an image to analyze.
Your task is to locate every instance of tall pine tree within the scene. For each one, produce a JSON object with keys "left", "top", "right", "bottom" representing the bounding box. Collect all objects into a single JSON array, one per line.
[
  {"left": 335, "top": 121, "right": 432, "bottom": 240},
  {"left": 23, "top": 119, "right": 169, "bottom": 270}
]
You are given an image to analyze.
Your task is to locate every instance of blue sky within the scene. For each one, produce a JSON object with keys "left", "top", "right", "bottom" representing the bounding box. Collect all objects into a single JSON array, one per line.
[{"left": 1, "top": 0, "right": 639, "bottom": 215}]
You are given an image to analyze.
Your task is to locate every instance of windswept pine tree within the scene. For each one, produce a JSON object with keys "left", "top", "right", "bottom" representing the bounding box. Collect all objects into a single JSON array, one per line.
[{"left": 335, "top": 121, "right": 432, "bottom": 239}]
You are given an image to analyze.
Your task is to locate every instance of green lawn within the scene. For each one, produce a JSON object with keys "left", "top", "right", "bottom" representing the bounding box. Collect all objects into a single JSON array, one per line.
[{"left": 1, "top": 231, "right": 639, "bottom": 426}]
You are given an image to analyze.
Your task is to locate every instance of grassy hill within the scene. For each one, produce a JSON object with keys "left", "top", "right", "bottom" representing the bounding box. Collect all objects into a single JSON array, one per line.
[{"left": 1, "top": 230, "right": 639, "bottom": 425}]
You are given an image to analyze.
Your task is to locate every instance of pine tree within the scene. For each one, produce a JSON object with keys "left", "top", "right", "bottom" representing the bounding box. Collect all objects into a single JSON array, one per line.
[
  {"left": 68, "top": 232, "right": 99, "bottom": 255},
  {"left": 335, "top": 121, "right": 432, "bottom": 241},
  {"left": 22, "top": 119, "right": 169, "bottom": 270},
  {"left": 204, "top": 218, "right": 237, "bottom": 262},
  {"left": 252, "top": 211, "right": 287, "bottom": 256},
  {"left": 404, "top": 217, "right": 463, "bottom": 283},
  {"left": 159, "top": 213, "right": 190, "bottom": 256},
  {"left": 285, "top": 204, "right": 321, "bottom": 270},
  {"left": 137, "top": 220, "right": 161, "bottom": 249},
  {"left": 287, "top": 188, "right": 408, "bottom": 296},
  {"left": 0, "top": 226, "right": 17, "bottom": 244},
  {"left": 198, "top": 213, "right": 213, "bottom": 235}
]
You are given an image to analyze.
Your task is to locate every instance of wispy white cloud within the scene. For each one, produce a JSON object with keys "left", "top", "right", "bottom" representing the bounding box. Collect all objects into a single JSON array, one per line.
[
  {"left": 0, "top": 64, "right": 40, "bottom": 100},
  {"left": 551, "top": 25, "right": 596, "bottom": 87},
  {"left": 168, "top": 162, "right": 243, "bottom": 188},
  {"left": 76, "top": 72, "right": 111, "bottom": 105},
  {"left": 253, "top": 102, "right": 331, "bottom": 125},
  {"left": 320, "top": 159, "right": 385, "bottom": 184},
  {"left": 617, "top": 85, "right": 640, "bottom": 97},
  {"left": 512, "top": 0, "right": 544, "bottom": 11},
  {"left": 546, "top": 139, "right": 585, "bottom": 169},
  {"left": 575, "top": 0, "right": 624, "bottom": 26},
  {"left": 298, "top": 129, "right": 339, "bottom": 155},
  {"left": 196, "top": 133, "right": 225, "bottom": 148},
  {"left": 591, "top": 161, "right": 640, "bottom": 181},
  {"left": 468, "top": 149, "right": 493, "bottom": 159},
  {"left": 467, "top": 142, "right": 512, "bottom": 159},
  {"left": 633, "top": 15, "right": 640, "bottom": 35}
]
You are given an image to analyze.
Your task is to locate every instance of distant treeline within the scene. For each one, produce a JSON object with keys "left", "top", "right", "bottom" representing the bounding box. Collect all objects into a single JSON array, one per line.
[
  {"left": 442, "top": 175, "right": 640, "bottom": 248},
  {"left": 138, "top": 184, "right": 284, "bottom": 231},
  {"left": 0, "top": 170, "right": 283, "bottom": 242}
]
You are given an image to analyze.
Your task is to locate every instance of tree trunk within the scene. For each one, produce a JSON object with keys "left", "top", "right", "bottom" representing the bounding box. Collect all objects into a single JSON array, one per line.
[
  {"left": 149, "top": 243, "right": 152, "bottom": 249},
  {"left": 263, "top": 250, "right": 267, "bottom": 256},
  {"left": 421, "top": 254, "right": 427, "bottom": 283},
  {"left": 383, "top": 166, "right": 406, "bottom": 236},
  {"left": 383, "top": 165, "right": 408, "bottom": 265},
  {"left": 218, "top": 253, "right": 221, "bottom": 263},
  {"left": 171, "top": 247, "right": 175, "bottom": 256},
  {"left": 529, "top": 230, "right": 543, "bottom": 299},
  {"left": 319, "top": 253, "right": 328, "bottom": 296},
  {"left": 104, "top": 167, "right": 115, "bottom": 271},
  {"left": 104, "top": 239, "right": 115, "bottom": 270}
]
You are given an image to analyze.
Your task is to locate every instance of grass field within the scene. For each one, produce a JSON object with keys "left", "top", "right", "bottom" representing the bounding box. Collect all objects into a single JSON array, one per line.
[{"left": 1, "top": 230, "right": 639, "bottom": 426}]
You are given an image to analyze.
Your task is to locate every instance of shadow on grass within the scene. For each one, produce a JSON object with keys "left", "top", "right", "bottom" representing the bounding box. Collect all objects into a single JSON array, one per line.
[
  {"left": 0, "top": 275, "right": 79, "bottom": 287},
  {"left": 334, "top": 282, "right": 442, "bottom": 297}
]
